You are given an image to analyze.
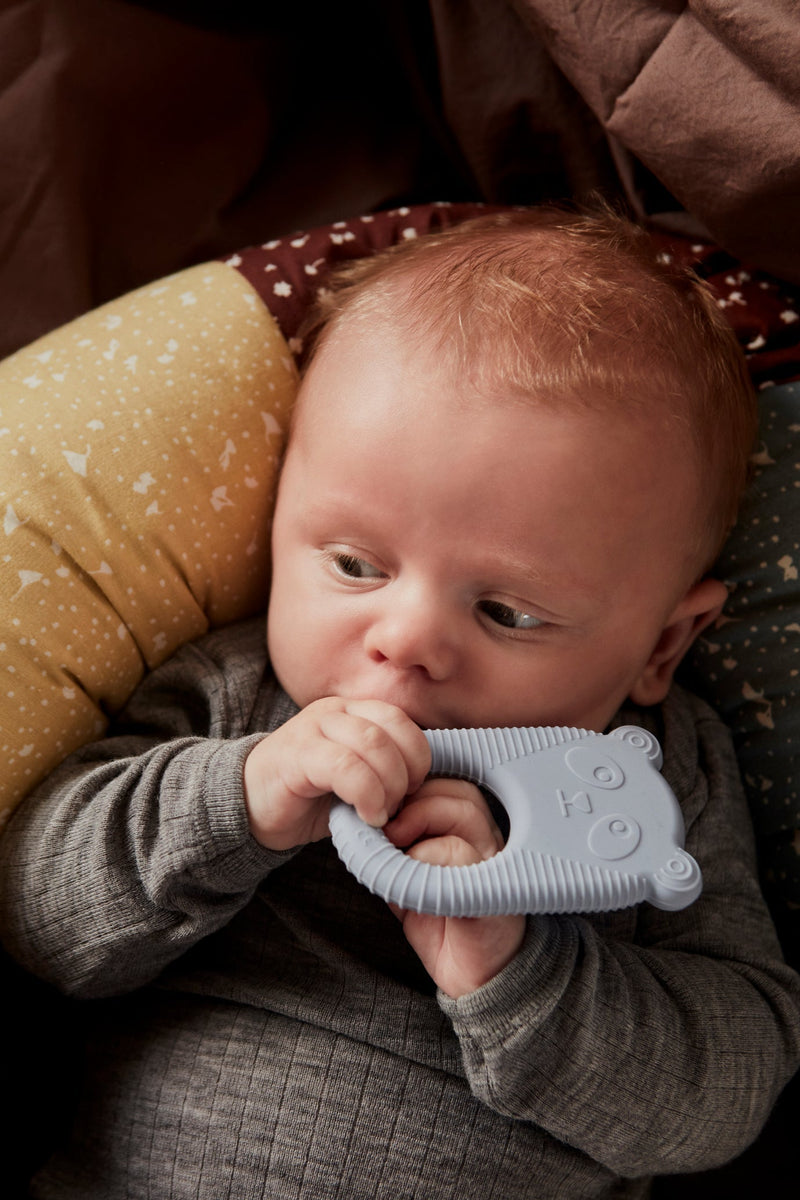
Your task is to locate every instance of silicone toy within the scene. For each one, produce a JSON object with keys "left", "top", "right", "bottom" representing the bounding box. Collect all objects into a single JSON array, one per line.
[{"left": 329, "top": 724, "right": 702, "bottom": 917}]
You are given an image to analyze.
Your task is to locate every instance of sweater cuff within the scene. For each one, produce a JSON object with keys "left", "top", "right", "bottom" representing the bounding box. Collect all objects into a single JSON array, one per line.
[
  {"left": 438, "top": 915, "right": 579, "bottom": 1046},
  {"left": 184, "top": 733, "right": 300, "bottom": 891}
]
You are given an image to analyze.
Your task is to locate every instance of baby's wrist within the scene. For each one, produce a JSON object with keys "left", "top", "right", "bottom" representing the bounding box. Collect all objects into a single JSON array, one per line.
[{"left": 242, "top": 738, "right": 289, "bottom": 850}]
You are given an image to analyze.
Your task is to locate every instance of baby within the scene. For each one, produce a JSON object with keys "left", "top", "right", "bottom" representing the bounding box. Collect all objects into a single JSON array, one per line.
[{"left": 2, "top": 208, "right": 799, "bottom": 1199}]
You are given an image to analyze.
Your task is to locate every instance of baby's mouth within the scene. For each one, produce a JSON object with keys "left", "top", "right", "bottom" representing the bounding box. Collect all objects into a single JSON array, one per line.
[{"left": 336, "top": 685, "right": 447, "bottom": 732}]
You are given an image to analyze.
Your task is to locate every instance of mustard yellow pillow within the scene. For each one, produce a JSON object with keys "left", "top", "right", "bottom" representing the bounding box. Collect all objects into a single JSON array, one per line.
[{"left": 0, "top": 262, "right": 297, "bottom": 826}]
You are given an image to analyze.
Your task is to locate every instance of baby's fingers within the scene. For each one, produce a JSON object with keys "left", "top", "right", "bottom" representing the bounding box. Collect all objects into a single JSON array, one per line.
[
  {"left": 316, "top": 705, "right": 429, "bottom": 826},
  {"left": 386, "top": 778, "right": 504, "bottom": 861},
  {"left": 406, "top": 833, "right": 484, "bottom": 868},
  {"left": 338, "top": 700, "right": 431, "bottom": 795}
]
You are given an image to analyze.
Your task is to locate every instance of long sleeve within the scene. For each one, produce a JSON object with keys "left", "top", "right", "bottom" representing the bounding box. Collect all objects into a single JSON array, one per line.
[
  {"left": 0, "top": 620, "right": 298, "bottom": 998},
  {"left": 439, "top": 688, "right": 800, "bottom": 1176}
]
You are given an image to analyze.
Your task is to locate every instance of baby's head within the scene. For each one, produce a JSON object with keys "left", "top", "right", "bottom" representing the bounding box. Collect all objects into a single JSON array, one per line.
[{"left": 267, "top": 207, "right": 757, "bottom": 732}]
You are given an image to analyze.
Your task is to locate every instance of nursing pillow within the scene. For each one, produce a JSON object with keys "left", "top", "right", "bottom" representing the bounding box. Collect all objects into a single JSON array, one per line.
[
  {"left": 0, "top": 202, "right": 798, "bottom": 934},
  {"left": 0, "top": 263, "right": 297, "bottom": 824}
]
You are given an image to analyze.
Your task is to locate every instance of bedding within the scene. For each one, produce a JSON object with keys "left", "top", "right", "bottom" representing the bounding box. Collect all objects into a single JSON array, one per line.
[
  {"left": 698, "top": 379, "right": 799, "bottom": 931},
  {"left": 0, "top": 263, "right": 297, "bottom": 825},
  {"left": 1, "top": 200, "right": 798, "bottom": 1200},
  {"left": 2, "top": 2, "right": 799, "bottom": 364},
  {"left": 3, "top": 5, "right": 799, "bottom": 1193},
  {"left": 509, "top": 0, "right": 800, "bottom": 283},
  {"left": 1, "top": 201, "right": 799, "bottom": 939}
]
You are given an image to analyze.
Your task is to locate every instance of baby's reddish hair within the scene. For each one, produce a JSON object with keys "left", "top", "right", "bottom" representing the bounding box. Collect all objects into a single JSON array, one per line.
[{"left": 301, "top": 206, "right": 757, "bottom": 569}]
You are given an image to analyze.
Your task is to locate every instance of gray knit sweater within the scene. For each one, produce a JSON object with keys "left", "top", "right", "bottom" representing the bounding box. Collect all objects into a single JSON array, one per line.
[{"left": 1, "top": 619, "right": 798, "bottom": 1199}]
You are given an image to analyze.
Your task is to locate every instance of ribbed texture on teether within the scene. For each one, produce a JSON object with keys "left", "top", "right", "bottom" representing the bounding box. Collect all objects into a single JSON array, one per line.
[
  {"left": 425, "top": 726, "right": 593, "bottom": 779},
  {"left": 330, "top": 805, "right": 648, "bottom": 916}
]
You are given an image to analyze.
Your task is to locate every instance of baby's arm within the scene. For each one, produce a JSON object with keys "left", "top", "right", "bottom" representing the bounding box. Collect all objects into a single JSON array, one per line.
[
  {"left": 0, "top": 625, "right": 426, "bottom": 999},
  {"left": 0, "top": 628, "right": 283, "bottom": 997},
  {"left": 436, "top": 697, "right": 800, "bottom": 1177}
]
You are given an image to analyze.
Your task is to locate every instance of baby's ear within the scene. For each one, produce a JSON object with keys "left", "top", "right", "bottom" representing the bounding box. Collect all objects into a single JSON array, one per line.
[{"left": 629, "top": 578, "right": 729, "bottom": 707}]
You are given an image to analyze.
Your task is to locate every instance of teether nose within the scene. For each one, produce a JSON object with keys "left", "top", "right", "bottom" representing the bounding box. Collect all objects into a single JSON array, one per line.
[{"left": 329, "top": 724, "right": 702, "bottom": 917}]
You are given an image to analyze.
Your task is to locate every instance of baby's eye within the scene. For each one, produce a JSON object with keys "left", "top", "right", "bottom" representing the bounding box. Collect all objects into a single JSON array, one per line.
[
  {"left": 478, "top": 600, "right": 542, "bottom": 631},
  {"left": 331, "top": 552, "right": 385, "bottom": 580}
]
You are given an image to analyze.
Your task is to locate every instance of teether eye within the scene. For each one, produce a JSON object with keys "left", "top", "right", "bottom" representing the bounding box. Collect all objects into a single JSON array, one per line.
[
  {"left": 587, "top": 813, "right": 641, "bottom": 860},
  {"left": 564, "top": 746, "right": 625, "bottom": 789}
]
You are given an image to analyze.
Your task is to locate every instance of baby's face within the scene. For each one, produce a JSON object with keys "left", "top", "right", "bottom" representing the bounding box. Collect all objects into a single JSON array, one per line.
[{"left": 267, "top": 322, "right": 707, "bottom": 733}]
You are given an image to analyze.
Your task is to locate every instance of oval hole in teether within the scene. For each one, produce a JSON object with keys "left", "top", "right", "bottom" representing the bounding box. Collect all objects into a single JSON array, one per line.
[{"left": 483, "top": 786, "right": 510, "bottom": 845}]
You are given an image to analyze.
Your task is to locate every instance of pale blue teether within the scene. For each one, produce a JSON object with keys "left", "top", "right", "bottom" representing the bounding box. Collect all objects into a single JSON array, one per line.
[{"left": 328, "top": 725, "right": 702, "bottom": 917}]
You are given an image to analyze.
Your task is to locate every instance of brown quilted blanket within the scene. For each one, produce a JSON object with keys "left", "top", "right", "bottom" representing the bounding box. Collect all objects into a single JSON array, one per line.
[{"left": 1, "top": 1, "right": 798, "bottom": 353}]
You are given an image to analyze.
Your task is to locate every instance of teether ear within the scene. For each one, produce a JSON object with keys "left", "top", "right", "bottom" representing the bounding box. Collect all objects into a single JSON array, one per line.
[
  {"left": 329, "top": 725, "right": 702, "bottom": 917},
  {"left": 609, "top": 725, "right": 663, "bottom": 767}
]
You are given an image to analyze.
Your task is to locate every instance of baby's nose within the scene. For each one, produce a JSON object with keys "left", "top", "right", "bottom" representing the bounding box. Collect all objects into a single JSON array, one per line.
[{"left": 364, "top": 600, "right": 457, "bottom": 681}]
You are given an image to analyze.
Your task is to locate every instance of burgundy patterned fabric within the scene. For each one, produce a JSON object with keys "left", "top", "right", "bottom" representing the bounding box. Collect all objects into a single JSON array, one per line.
[
  {"left": 224, "top": 202, "right": 501, "bottom": 349},
  {"left": 224, "top": 202, "right": 800, "bottom": 385},
  {"left": 649, "top": 234, "right": 800, "bottom": 390}
]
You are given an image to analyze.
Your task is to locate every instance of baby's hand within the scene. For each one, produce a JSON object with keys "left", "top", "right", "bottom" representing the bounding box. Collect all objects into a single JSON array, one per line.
[
  {"left": 385, "top": 777, "right": 505, "bottom": 864},
  {"left": 386, "top": 779, "right": 526, "bottom": 999},
  {"left": 243, "top": 698, "right": 431, "bottom": 851}
]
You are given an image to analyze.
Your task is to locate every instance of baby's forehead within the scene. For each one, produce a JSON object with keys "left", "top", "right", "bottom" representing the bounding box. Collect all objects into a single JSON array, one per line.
[{"left": 296, "top": 320, "right": 698, "bottom": 464}]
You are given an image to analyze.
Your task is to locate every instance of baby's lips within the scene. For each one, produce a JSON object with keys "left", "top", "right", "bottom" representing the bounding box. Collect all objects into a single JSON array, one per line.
[{"left": 338, "top": 677, "right": 452, "bottom": 733}]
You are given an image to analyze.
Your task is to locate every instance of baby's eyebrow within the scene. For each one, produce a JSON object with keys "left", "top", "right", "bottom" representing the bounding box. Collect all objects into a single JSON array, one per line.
[
  {"left": 487, "top": 546, "right": 577, "bottom": 590},
  {"left": 299, "top": 492, "right": 358, "bottom": 524},
  {"left": 488, "top": 552, "right": 596, "bottom": 616}
]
